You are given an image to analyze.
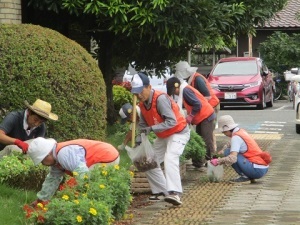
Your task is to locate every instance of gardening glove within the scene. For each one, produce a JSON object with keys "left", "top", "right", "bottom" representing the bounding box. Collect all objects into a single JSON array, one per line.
[
  {"left": 186, "top": 114, "right": 194, "bottom": 124},
  {"left": 140, "top": 126, "right": 152, "bottom": 135},
  {"left": 210, "top": 158, "right": 219, "bottom": 166},
  {"left": 117, "top": 143, "right": 125, "bottom": 151},
  {"left": 14, "top": 139, "right": 29, "bottom": 154}
]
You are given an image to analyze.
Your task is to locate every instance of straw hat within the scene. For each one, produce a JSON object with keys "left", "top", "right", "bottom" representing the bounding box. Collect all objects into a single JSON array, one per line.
[
  {"left": 28, "top": 137, "right": 57, "bottom": 165},
  {"left": 218, "top": 115, "right": 238, "bottom": 132},
  {"left": 24, "top": 99, "right": 58, "bottom": 121}
]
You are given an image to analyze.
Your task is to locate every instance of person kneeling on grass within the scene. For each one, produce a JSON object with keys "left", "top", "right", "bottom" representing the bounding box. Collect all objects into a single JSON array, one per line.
[
  {"left": 210, "top": 115, "right": 272, "bottom": 183},
  {"left": 27, "top": 137, "right": 120, "bottom": 206}
]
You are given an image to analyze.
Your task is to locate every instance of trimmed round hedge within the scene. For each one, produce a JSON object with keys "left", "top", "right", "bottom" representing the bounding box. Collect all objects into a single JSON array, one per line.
[{"left": 0, "top": 24, "right": 106, "bottom": 141}]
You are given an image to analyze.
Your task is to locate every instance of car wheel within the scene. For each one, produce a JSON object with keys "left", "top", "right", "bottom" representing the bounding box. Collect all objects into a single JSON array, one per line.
[
  {"left": 257, "top": 92, "right": 266, "bottom": 110},
  {"left": 296, "top": 124, "right": 300, "bottom": 134},
  {"left": 266, "top": 91, "right": 274, "bottom": 108}
]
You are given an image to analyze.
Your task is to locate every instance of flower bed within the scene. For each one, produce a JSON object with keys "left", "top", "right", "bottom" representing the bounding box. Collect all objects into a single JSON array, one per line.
[{"left": 22, "top": 164, "right": 133, "bottom": 225}]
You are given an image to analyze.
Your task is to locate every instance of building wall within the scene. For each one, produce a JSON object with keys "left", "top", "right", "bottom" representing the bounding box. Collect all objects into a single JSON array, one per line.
[
  {"left": 237, "top": 29, "right": 300, "bottom": 58},
  {"left": 0, "top": 0, "right": 21, "bottom": 24}
]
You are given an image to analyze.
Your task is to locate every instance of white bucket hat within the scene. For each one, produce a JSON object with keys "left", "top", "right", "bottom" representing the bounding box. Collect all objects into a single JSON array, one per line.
[
  {"left": 174, "top": 61, "right": 198, "bottom": 79},
  {"left": 218, "top": 115, "right": 238, "bottom": 132},
  {"left": 28, "top": 137, "right": 57, "bottom": 165}
]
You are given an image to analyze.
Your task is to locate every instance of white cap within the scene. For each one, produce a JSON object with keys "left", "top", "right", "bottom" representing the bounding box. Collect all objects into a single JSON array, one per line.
[
  {"left": 174, "top": 61, "right": 198, "bottom": 79},
  {"left": 28, "top": 137, "right": 57, "bottom": 165},
  {"left": 218, "top": 115, "right": 239, "bottom": 132}
]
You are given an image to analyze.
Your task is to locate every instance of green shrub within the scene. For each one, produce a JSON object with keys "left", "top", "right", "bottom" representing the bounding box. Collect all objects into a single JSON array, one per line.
[
  {"left": 113, "top": 85, "right": 133, "bottom": 111},
  {"left": 0, "top": 153, "right": 48, "bottom": 191},
  {"left": 0, "top": 24, "right": 106, "bottom": 141},
  {"left": 182, "top": 129, "right": 206, "bottom": 161}
]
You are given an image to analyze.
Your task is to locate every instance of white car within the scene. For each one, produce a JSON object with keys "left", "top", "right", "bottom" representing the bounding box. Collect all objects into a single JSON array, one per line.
[{"left": 123, "top": 65, "right": 171, "bottom": 93}]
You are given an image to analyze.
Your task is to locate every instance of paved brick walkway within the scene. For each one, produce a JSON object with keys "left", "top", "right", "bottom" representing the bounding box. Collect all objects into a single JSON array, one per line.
[{"left": 128, "top": 133, "right": 300, "bottom": 225}]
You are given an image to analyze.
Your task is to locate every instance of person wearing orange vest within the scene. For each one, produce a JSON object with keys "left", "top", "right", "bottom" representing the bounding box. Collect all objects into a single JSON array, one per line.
[
  {"left": 166, "top": 77, "right": 216, "bottom": 162},
  {"left": 174, "top": 61, "right": 220, "bottom": 154},
  {"left": 210, "top": 115, "right": 271, "bottom": 183},
  {"left": 131, "top": 72, "right": 190, "bottom": 206},
  {"left": 27, "top": 137, "right": 120, "bottom": 205}
]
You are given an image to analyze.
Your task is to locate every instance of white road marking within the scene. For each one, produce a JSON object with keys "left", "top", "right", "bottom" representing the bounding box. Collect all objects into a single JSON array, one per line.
[{"left": 272, "top": 105, "right": 290, "bottom": 111}]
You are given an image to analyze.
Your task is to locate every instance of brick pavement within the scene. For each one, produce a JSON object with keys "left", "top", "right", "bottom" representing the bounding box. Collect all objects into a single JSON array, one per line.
[{"left": 129, "top": 133, "right": 300, "bottom": 225}]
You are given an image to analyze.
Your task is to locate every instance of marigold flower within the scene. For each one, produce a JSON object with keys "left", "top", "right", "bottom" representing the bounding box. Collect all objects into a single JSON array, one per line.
[
  {"left": 99, "top": 184, "right": 105, "bottom": 189},
  {"left": 83, "top": 175, "right": 89, "bottom": 179},
  {"left": 62, "top": 195, "right": 69, "bottom": 200},
  {"left": 37, "top": 203, "right": 43, "bottom": 208},
  {"left": 102, "top": 170, "right": 108, "bottom": 176},
  {"left": 82, "top": 193, "right": 87, "bottom": 198},
  {"left": 89, "top": 207, "right": 97, "bottom": 216},
  {"left": 74, "top": 200, "right": 79, "bottom": 204},
  {"left": 101, "top": 163, "right": 107, "bottom": 168},
  {"left": 73, "top": 171, "right": 79, "bottom": 176},
  {"left": 76, "top": 215, "right": 83, "bottom": 223},
  {"left": 114, "top": 165, "right": 120, "bottom": 170},
  {"left": 129, "top": 171, "right": 134, "bottom": 177}
]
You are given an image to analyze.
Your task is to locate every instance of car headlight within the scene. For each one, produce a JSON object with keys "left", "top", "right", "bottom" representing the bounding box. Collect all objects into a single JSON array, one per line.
[
  {"left": 244, "top": 81, "right": 261, "bottom": 88},
  {"left": 210, "top": 83, "right": 219, "bottom": 89}
]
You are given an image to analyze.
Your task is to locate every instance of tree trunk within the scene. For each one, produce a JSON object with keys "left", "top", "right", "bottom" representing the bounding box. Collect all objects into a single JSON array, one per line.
[{"left": 97, "top": 32, "right": 117, "bottom": 125}]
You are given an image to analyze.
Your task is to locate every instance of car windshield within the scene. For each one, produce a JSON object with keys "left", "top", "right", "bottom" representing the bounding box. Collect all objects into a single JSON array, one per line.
[{"left": 212, "top": 60, "right": 258, "bottom": 76}]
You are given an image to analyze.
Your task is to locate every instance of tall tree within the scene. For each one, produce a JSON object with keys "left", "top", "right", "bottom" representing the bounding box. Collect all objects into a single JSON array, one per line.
[{"left": 25, "top": 0, "right": 287, "bottom": 123}]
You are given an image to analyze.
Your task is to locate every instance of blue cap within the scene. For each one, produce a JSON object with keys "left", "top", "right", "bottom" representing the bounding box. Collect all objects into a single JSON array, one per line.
[{"left": 131, "top": 72, "right": 150, "bottom": 94}]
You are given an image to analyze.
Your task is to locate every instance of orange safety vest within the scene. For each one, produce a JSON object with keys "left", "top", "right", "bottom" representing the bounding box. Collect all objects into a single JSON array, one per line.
[
  {"left": 183, "top": 85, "right": 214, "bottom": 125},
  {"left": 139, "top": 90, "right": 187, "bottom": 138},
  {"left": 55, "top": 139, "right": 119, "bottom": 175},
  {"left": 190, "top": 73, "right": 220, "bottom": 108},
  {"left": 233, "top": 129, "right": 270, "bottom": 166}
]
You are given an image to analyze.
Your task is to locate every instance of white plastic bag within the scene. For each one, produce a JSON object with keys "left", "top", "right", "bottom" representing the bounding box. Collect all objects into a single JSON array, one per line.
[
  {"left": 207, "top": 161, "right": 224, "bottom": 182},
  {"left": 125, "top": 133, "right": 158, "bottom": 172}
]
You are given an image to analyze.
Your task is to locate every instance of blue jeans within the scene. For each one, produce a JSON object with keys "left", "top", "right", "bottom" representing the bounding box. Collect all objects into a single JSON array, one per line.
[{"left": 224, "top": 149, "right": 268, "bottom": 179}]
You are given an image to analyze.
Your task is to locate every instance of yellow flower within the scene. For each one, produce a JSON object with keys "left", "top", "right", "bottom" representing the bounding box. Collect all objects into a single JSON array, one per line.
[
  {"left": 82, "top": 193, "right": 87, "bottom": 198},
  {"left": 76, "top": 215, "right": 83, "bottom": 223},
  {"left": 99, "top": 184, "right": 105, "bottom": 189},
  {"left": 85, "top": 183, "right": 89, "bottom": 188},
  {"left": 129, "top": 213, "right": 134, "bottom": 219},
  {"left": 101, "top": 164, "right": 107, "bottom": 168},
  {"left": 102, "top": 170, "right": 108, "bottom": 176},
  {"left": 73, "top": 171, "right": 79, "bottom": 176},
  {"left": 62, "top": 195, "right": 69, "bottom": 200},
  {"left": 129, "top": 171, "right": 134, "bottom": 177},
  {"left": 89, "top": 207, "right": 97, "bottom": 216},
  {"left": 83, "top": 175, "right": 89, "bottom": 180},
  {"left": 43, "top": 207, "right": 48, "bottom": 211},
  {"left": 114, "top": 164, "right": 120, "bottom": 170},
  {"left": 73, "top": 200, "right": 79, "bottom": 204},
  {"left": 37, "top": 203, "right": 43, "bottom": 208}
]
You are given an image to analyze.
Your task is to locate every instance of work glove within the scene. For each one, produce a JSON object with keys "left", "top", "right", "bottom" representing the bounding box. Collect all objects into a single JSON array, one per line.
[
  {"left": 186, "top": 114, "right": 194, "bottom": 124},
  {"left": 210, "top": 158, "right": 219, "bottom": 166},
  {"left": 14, "top": 139, "right": 29, "bottom": 154},
  {"left": 140, "top": 126, "right": 152, "bottom": 135},
  {"left": 30, "top": 199, "right": 49, "bottom": 208},
  {"left": 117, "top": 143, "right": 125, "bottom": 151}
]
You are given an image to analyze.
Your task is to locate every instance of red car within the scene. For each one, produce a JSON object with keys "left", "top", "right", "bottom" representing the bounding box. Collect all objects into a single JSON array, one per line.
[{"left": 207, "top": 57, "right": 274, "bottom": 109}]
